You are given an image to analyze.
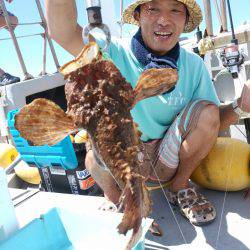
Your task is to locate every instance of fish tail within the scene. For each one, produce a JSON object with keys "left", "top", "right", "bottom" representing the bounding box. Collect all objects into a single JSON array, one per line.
[{"left": 118, "top": 178, "right": 151, "bottom": 249}]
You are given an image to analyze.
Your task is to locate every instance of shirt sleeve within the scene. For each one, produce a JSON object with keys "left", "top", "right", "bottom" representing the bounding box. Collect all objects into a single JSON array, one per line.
[{"left": 192, "top": 60, "right": 220, "bottom": 106}]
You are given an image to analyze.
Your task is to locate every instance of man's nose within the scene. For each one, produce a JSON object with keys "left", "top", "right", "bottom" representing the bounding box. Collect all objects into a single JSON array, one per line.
[{"left": 157, "top": 15, "right": 171, "bottom": 26}]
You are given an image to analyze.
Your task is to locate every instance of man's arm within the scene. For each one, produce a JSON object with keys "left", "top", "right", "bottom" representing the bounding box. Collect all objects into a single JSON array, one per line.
[
  {"left": 219, "top": 103, "right": 239, "bottom": 131},
  {"left": 45, "top": 0, "right": 84, "bottom": 57},
  {"left": 0, "top": 0, "right": 18, "bottom": 29},
  {"left": 0, "top": 16, "right": 6, "bottom": 28},
  {"left": 219, "top": 80, "right": 250, "bottom": 131}
]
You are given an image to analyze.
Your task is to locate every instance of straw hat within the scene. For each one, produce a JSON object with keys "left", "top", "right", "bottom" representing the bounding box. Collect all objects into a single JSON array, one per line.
[{"left": 122, "top": 0, "right": 203, "bottom": 33}]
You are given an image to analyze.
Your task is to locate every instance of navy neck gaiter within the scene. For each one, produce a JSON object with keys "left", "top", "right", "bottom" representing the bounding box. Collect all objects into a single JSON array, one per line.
[{"left": 131, "top": 28, "right": 180, "bottom": 71}]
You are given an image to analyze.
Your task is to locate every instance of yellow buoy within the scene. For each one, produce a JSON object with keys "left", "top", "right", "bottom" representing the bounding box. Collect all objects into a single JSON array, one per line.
[
  {"left": 0, "top": 143, "right": 41, "bottom": 185},
  {"left": 0, "top": 143, "right": 19, "bottom": 169},
  {"left": 14, "top": 161, "right": 41, "bottom": 185},
  {"left": 191, "top": 137, "right": 250, "bottom": 191}
]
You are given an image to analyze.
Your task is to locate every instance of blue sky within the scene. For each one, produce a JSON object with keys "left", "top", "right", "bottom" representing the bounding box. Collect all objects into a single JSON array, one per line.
[{"left": 0, "top": 0, "right": 249, "bottom": 78}]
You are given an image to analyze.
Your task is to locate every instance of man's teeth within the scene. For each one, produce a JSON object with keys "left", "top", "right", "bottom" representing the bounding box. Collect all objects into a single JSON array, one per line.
[{"left": 155, "top": 32, "right": 172, "bottom": 36}]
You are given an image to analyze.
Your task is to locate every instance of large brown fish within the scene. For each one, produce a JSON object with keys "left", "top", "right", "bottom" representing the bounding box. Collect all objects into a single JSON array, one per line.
[{"left": 15, "top": 42, "right": 178, "bottom": 249}]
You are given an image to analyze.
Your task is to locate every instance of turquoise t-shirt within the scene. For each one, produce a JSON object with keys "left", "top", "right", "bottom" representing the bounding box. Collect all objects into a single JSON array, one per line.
[{"left": 95, "top": 35, "right": 220, "bottom": 142}]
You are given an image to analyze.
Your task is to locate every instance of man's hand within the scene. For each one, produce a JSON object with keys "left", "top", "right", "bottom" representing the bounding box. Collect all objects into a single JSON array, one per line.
[{"left": 238, "top": 79, "right": 250, "bottom": 113}]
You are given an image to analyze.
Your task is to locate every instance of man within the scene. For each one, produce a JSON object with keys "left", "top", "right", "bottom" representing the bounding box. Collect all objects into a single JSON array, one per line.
[
  {"left": 0, "top": 0, "right": 20, "bottom": 85},
  {"left": 45, "top": 0, "right": 250, "bottom": 226}
]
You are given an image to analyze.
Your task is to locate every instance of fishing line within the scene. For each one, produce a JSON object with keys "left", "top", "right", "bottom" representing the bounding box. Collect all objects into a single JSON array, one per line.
[
  {"left": 215, "top": 138, "right": 236, "bottom": 249},
  {"left": 213, "top": 0, "right": 223, "bottom": 28},
  {"left": 143, "top": 144, "right": 188, "bottom": 244},
  {"left": 215, "top": 75, "right": 248, "bottom": 248},
  {"left": 234, "top": 124, "right": 247, "bottom": 138}
]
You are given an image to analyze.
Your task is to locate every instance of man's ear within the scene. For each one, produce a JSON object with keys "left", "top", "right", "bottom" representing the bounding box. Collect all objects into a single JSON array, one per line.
[{"left": 134, "top": 10, "right": 140, "bottom": 22}]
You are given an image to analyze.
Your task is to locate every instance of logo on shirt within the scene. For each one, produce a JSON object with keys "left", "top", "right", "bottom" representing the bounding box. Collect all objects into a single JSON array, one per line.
[{"left": 159, "top": 91, "right": 186, "bottom": 106}]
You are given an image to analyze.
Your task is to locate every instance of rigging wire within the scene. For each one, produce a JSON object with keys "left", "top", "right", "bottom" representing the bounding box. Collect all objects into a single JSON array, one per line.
[
  {"left": 119, "top": 0, "right": 124, "bottom": 38},
  {"left": 215, "top": 74, "right": 248, "bottom": 249},
  {"left": 0, "top": 33, "right": 44, "bottom": 41},
  {"left": 234, "top": 124, "right": 247, "bottom": 139},
  {"left": 213, "top": 0, "right": 223, "bottom": 28},
  {"left": 215, "top": 4, "right": 248, "bottom": 245},
  {"left": 144, "top": 145, "right": 188, "bottom": 244}
]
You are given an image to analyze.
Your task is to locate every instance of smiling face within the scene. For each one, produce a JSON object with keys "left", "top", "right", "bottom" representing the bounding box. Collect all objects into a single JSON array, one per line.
[{"left": 134, "top": 0, "right": 187, "bottom": 55}]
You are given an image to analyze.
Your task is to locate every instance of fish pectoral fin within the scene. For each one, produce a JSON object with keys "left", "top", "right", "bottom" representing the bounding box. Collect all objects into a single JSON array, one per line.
[
  {"left": 132, "top": 68, "right": 178, "bottom": 108},
  {"left": 15, "top": 98, "right": 78, "bottom": 146},
  {"left": 59, "top": 42, "right": 102, "bottom": 77}
]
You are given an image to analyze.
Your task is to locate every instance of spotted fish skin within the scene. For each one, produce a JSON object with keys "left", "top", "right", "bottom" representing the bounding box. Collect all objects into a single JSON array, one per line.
[{"left": 65, "top": 60, "right": 152, "bottom": 240}]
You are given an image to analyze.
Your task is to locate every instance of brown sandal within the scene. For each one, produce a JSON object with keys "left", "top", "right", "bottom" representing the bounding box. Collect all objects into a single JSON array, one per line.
[{"left": 176, "top": 187, "right": 216, "bottom": 226}]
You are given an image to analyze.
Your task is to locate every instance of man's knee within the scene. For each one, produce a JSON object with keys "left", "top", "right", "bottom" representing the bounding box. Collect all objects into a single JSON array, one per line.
[{"left": 197, "top": 104, "right": 220, "bottom": 133}]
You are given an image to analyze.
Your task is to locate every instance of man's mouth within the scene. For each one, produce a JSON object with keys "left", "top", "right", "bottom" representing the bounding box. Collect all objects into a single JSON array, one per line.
[{"left": 154, "top": 31, "right": 173, "bottom": 38}]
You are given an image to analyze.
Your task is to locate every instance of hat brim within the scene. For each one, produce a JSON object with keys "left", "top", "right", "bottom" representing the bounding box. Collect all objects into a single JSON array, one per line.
[{"left": 122, "top": 0, "right": 203, "bottom": 33}]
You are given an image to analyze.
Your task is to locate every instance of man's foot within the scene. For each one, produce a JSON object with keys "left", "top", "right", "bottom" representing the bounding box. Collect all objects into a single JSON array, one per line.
[
  {"left": 0, "top": 73, "right": 20, "bottom": 86},
  {"left": 166, "top": 187, "right": 216, "bottom": 226},
  {"left": 177, "top": 187, "right": 216, "bottom": 226}
]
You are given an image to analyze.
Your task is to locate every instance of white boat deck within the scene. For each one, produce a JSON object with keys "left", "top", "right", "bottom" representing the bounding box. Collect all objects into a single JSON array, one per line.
[
  {"left": 8, "top": 186, "right": 250, "bottom": 250},
  {"left": 147, "top": 188, "right": 250, "bottom": 250}
]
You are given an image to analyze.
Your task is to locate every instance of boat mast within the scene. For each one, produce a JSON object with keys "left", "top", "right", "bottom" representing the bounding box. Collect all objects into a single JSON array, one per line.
[
  {"left": 119, "top": 0, "right": 124, "bottom": 38},
  {"left": 202, "top": 0, "right": 214, "bottom": 36},
  {"left": 220, "top": 0, "right": 228, "bottom": 32}
]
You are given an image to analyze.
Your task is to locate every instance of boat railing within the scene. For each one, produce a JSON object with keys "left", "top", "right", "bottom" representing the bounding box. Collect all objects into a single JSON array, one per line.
[{"left": 0, "top": 0, "right": 60, "bottom": 80}]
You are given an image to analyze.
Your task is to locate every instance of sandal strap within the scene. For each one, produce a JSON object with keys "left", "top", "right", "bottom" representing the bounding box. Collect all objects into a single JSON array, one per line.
[
  {"left": 165, "top": 188, "right": 178, "bottom": 205},
  {"left": 176, "top": 187, "right": 216, "bottom": 225}
]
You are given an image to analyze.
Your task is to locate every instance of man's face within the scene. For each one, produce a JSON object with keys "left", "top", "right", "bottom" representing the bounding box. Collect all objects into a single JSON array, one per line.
[{"left": 135, "top": 0, "right": 187, "bottom": 55}]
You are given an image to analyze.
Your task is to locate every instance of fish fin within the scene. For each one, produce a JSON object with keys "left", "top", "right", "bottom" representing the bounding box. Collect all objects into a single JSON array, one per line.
[
  {"left": 118, "top": 179, "right": 151, "bottom": 249},
  {"left": 132, "top": 68, "right": 178, "bottom": 107},
  {"left": 15, "top": 98, "right": 78, "bottom": 146},
  {"left": 125, "top": 226, "right": 143, "bottom": 250},
  {"left": 133, "top": 122, "right": 142, "bottom": 142},
  {"left": 118, "top": 181, "right": 142, "bottom": 235},
  {"left": 60, "top": 42, "right": 102, "bottom": 77}
]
